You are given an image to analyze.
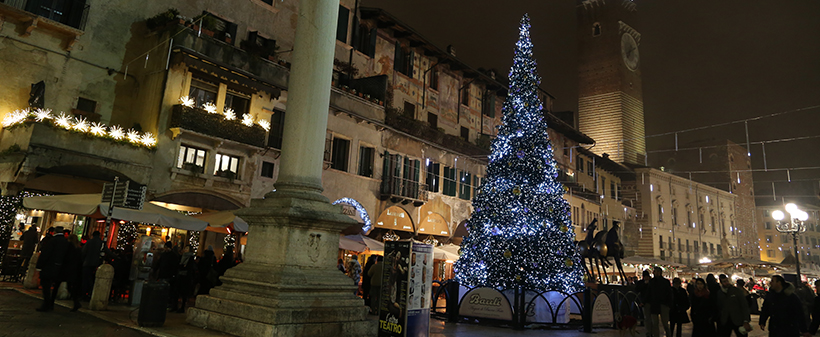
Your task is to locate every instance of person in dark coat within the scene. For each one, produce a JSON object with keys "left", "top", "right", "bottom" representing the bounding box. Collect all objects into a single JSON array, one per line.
[
  {"left": 156, "top": 241, "right": 180, "bottom": 282},
  {"left": 648, "top": 267, "right": 673, "bottom": 337},
  {"left": 81, "top": 231, "right": 112, "bottom": 298},
  {"left": 690, "top": 278, "right": 716, "bottom": 337},
  {"left": 669, "top": 277, "right": 690, "bottom": 337},
  {"left": 19, "top": 225, "right": 39, "bottom": 273},
  {"left": 759, "top": 275, "right": 811, "bottom": 337},
  {"left": 361, "top": 255, "right": 377, "bottom": 307},
  {"left": 216, "top": 246, "right": 236, "bottom": 278},
  {"left": 171, "top": 245, "right": 197, "bottom": 313},
  {"left": 706, "top": 273, "right": 721, "bottom": 331},
  {"left": 197, "top": 246, "right": 218, "bottom": 295},
  {"left": 809, "top": 279, "right": 820, "bottom": 334},
  {"left": 35, "top": 226, "right": 70, "bottom": 311},
  {"left": 635, "top": 269, "right": 654, "bottom": 336},
  {"left": 716, "top": 274, "right": 752, "bottom": 336},
  {"left": 38, "top": 227, "right": 54, "bottom": 252},
  {"left": 62, "top": 234, "right": 83, "bottom": 311}
]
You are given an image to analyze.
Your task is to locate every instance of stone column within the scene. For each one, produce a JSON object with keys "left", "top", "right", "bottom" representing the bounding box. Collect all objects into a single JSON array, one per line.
[
  {"left": 186, "top": 0, "right": 375, "bottom": 336},
  {"left": 272, "top": 0, "right": 337, "bottom": 202}
]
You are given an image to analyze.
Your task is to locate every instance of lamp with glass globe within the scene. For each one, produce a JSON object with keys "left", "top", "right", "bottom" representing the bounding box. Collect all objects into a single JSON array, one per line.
[{"left": 772, "top": 203, "right": 809, "bottom": 286}]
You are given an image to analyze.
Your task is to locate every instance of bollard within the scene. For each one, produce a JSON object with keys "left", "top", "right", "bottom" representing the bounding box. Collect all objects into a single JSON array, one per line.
[
  {"left": 23, "top": 253, "right": 40, "bottom": 289},
  {"left": 583, "top": 287, "right": 592, "bottom": 333},
  {"left": 513, "top": 285, "right": 524, "bottom": 330},
  {"left": 446, "top": 280, "right": 460, "bottom": 323},
  {"left": 56, "top": 282, "right": 70, "bottom": 300},
  {"left": 89, "top": 264, "right": 114, "bottom": 310}
]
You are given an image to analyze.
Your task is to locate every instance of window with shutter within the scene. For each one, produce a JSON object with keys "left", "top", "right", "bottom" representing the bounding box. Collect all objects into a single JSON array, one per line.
[{"left": 336, "top": 6, "right": 349, "bottom": 43}]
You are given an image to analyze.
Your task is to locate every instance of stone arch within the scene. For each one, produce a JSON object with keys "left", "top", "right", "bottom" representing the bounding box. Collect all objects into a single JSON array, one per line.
[
  {"left": 23, "top": 165, "right": 142, "bottom": 194},
  {"left": 152, "top": 189, "right": 244, "bottom": 210}
]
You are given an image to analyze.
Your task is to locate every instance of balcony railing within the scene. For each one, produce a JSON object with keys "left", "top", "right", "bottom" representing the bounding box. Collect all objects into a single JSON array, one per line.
[
  {"left": 169, "top": 105, "right": 266, "bottom": 148},
  {"left": 384, "top": 110, "right": 490, "bottom": 158},
  {"left": 380, "top": 176, "right": 427, "bottom": 206}
]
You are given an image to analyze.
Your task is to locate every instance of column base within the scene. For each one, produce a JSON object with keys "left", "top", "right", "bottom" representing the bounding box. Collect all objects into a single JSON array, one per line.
[{"left": 186, "top": 194, "right": 377, "bottom": 337}]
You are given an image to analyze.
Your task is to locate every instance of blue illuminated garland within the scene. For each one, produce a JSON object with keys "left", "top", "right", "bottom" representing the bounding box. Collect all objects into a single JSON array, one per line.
[
  {"left": 332, "top": 198, "right": 372, "bottom": 232},
  {"left": 454, "top": 14, "right": 584, "bottom": 293}
]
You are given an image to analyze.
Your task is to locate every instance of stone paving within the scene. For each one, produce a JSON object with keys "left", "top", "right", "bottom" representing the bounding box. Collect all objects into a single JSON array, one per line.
[{"left": 2, "top": 281, "right": 764, "bottom": 337}]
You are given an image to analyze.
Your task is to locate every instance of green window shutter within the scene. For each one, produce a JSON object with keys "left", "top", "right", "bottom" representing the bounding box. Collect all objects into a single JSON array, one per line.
[
  {"left": 336, "top": 6, "right": 349, "bottom": 43},
  {"left": 394, "top": 41, "right": 402, "bottom": 72},
  {"left": 368, "top": 28, "right": 378, "bottom": 57}
]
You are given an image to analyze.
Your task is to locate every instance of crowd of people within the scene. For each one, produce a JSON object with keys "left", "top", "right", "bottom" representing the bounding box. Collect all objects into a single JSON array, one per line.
[
  {"left": 339, "top": 254, "right": 387, "bottom": 315},
  {"left": 635, "top": 266, "right": 818, "bottom": 337},
  {"left": 22, "top": 225, "right": 239, "bottom": 313}
]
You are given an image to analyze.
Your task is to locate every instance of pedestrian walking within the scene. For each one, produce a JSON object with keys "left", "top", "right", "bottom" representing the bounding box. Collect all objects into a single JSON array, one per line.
[
  {"left": 171, "top": 245, "right": 197, "bottom": 313},
  {"left": 362, "top": 255, "right": 376, "bottom": 307},
  {"left": 197, "top": 246, "right": 218, "bottom": 295},
  {"left": 337, "top": 259, "right": 346, "bottom": 274},
  {"left": 216, "top": 246, "right": 236, "bottom": 279},
  {"left": 81, "top": 231, "right": 112, "bottom": 298},
  {"left": 690, "top": 278, "right": 716, "bottom": 337},
  {"left": 38, "top": 227, "right": 54, "bottom": 252},
  {"left": 635, "top": 270, "right": 654, "bottom": 337},
  {"left": 669, "top": 277, "right": 690, "bottom": 337},
  {"left": 808, "top": 279, "right": 820, "bottom": 334},
  {"left": 63, "top": 234, "right": 83, "bottom": 311},
  {"left": 647, "top": 266, "right": 673, "bottom": 337},
  {"left": 347, "top": 255, "right": 362, "bottom": 290},
  {"left": 716, "top": 274, "right": 752, "bottom": 337},
  {"left": 35, "top": 226, "right": 70, "bottom": 312},
  {"left": 759, "top": 275, "right": 811, "bottom": 337},
  {"left": 156, "top": 241, "right": 180, "bottom": 282},
  {"left": 367, "top": 255, "right": 384, "bottom": 315},
  {"left": 19, "top": 225, "right": 38, "bottom": 276}
]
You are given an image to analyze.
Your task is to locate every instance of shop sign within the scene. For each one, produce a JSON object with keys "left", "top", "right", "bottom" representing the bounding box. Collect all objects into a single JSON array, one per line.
[
  {"left": 591, "top": 292, "right": 614, "bottom": 324},
  {"left": 459, "top": 288, "right": 513, "bottom": 321},
  {"left": 376, "top": 206, "right": 414, "bottom": 232}
]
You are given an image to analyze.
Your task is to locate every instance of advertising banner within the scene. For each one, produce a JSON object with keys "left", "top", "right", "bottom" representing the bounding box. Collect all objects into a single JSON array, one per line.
[
  {"left": 591, "top": 292, "right": 614, "bottom": 325},
  {"left": 406, "top": 243, "right": 433, "bottom": 337},
  {"left": 378, "top": 241, "right": 411, "bottom": 337},
  {"left": 459, "top": 287, "right": 514, "bottom": 321}
]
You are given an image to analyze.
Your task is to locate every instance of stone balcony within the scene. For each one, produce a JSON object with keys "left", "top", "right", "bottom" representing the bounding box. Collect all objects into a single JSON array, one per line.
[{"left": 0, "top": 122, "right": 155, "bottom": 193}]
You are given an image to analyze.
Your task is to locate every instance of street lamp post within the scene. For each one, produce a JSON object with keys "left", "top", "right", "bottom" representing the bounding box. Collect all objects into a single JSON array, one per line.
[{"left": 772, "top": 203, "right": 809, "bottom": 287}]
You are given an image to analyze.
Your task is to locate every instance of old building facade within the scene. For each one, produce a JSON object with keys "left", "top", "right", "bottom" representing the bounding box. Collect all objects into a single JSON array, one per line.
[{"left": 757, "top": 203, "right": 820, "bottom": 265}]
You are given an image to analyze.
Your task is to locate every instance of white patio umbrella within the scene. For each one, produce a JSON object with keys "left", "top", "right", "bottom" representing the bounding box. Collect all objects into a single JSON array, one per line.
[{"left": 23, "top": 193, "right": 208, "bottom": 231}]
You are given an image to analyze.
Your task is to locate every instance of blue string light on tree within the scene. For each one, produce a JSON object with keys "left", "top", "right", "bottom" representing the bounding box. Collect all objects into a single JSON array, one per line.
[{"left": 454, "top": 14, "right": 584, "bottom": 294}]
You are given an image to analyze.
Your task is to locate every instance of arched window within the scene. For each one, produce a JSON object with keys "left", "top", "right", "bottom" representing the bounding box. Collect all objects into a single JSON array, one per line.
[{"left": 592, "top": 22, "right": 602, "bottom": 36}]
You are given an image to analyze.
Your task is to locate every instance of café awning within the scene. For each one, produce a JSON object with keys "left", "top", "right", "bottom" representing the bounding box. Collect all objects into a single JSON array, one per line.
[
  {"left": 192, "top": 211, "right": 249, "bottom": 233},
  {"left": 23, "top": 194, "right": 208, "bottom": 231},
  {"left": 344, "top": 234, "right": 384, "bottom": 253}
]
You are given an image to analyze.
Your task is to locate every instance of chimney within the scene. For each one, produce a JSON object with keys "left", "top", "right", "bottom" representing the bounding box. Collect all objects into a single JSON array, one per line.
[{"left": 446, "top": 44, "right": 456, "bottom": 57}]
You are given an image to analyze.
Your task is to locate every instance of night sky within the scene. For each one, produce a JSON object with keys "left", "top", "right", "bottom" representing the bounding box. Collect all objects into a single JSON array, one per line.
[{"left": 371, "top": 0, "right": 820, "bottom": 204}]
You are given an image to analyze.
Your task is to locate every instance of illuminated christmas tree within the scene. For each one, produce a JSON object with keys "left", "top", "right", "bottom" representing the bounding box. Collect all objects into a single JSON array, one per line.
[{"left": 455, "top": 15, "right": 583, "bottom": 293}]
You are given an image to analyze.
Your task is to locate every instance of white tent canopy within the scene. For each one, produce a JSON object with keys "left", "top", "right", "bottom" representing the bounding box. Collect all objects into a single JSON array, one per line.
[
  {"left": 192, "top": 211, "right": 249, "bottom": 232},
  {"left": 435, "top": 244, "right": 460, "bottom": 261},
  {"left": 23, "top": 193, "right": 208, "bottom": 231},
  {"left": 339, "top": 236, "right": 368, "bottom": 252},
  {"left": 344, "top": 234, "right": 384, "bottom": 253}
]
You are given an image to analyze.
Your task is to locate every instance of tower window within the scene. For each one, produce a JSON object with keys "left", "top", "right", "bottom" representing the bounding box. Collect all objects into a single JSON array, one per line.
[{"left": 592, "top": 23, "right": 601, "bottom": 37}]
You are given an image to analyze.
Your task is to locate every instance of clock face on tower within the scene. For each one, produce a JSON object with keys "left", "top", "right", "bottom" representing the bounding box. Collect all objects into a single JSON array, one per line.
[{"left": 620, "top": 33, "right": 639, "bottom": 71}]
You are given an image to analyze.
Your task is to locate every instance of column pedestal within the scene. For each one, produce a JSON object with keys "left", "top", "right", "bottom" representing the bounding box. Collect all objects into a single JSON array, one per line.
[{"left": 187, "top": 196, "right": 376, "bottom": 337}]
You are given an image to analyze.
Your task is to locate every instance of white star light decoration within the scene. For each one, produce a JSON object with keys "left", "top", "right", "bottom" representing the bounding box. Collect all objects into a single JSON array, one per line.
[
  {"left": 203, "top": 102, "right": 218, "bottom": 114},
  {"left": 223, "top": 107, "right": 236, "bottom": 121},
  {"left": 72, "top": 116, "right": 89, "bottom": 132},
  {"left": 109, "top": 125, "right": 125, "bottom": 140},
  {"left": 89, "top": 122, "right": 106, "bottom": 136},
  {"left": 241, "top": 113, "right": 254, "bottom": 127},
  {"left": 257, "top": 119, "right": 270, "bottom": 131},
  {"left": 33, "top": 108, "right": 53, "bottom": 122},
  {"left": 180, "top": 96, "right": 195, "bottom": 108},
  {"left": 55, "top": 112, "right": 73, "bottom": 129},
  {"left": 126, "top": 129, "right": 141, "bottom": 143}
]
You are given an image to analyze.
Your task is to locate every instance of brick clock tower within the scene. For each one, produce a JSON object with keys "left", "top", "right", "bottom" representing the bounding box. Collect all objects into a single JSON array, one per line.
[{"left": 577, "top": 0, "right": 645, "bottom": 165}]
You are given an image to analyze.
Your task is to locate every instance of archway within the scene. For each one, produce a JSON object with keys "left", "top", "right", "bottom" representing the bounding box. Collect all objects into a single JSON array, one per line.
[{"left": 332, "top": 197, "right": 372, "bottom": 234}]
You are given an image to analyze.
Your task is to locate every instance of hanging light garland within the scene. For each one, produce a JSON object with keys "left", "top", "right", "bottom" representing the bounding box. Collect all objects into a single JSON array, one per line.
[
  {"left": 2, "top": 108, "right": 157, "bottom": 148},
  {"left": 180, "top": 96, "right": 272, "bottom": 132}
]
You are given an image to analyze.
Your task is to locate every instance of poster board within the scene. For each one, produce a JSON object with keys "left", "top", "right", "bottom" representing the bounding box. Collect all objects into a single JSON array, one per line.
[
  {"left": 378, "top": 241, "right": 433, "bottom": 337},
  {"left": 406, "top": 243, "right": 433, "bottom": 337}
]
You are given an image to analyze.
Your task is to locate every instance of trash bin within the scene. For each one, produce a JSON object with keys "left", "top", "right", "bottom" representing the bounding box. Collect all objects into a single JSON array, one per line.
[{"left": 138, "top": 280, "right": 169, "bottom": 327}]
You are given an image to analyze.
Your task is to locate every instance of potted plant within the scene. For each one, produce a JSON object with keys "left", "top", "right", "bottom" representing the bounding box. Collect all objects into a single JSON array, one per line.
[
  {"left": 182, "top": 162, "right": 204, "bottom": 174},
  {"left": 216, "top": 170, "right": 237, "bottom": 180},
  {"left": 146, "top": 8, "right": 180, "bottom": 30}
]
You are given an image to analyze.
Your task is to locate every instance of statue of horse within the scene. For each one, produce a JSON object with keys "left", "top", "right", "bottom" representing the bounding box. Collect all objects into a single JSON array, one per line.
[
  {"left": 576, "top": 219, "right": 608, "bottom": 283},
  {"left": 598, "top": 221, "right": 627, "bottom": 285}
]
